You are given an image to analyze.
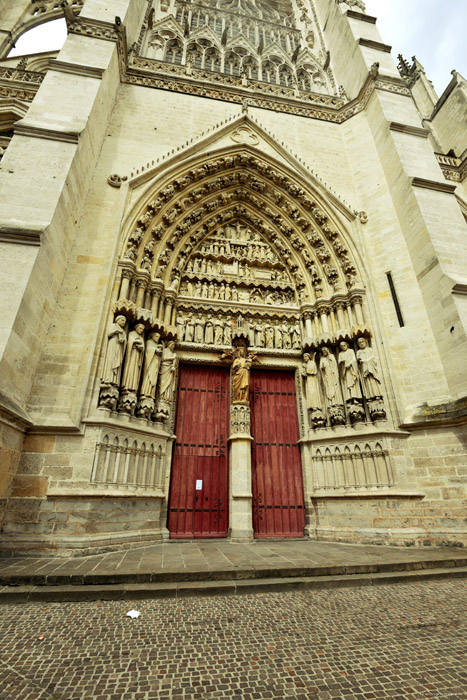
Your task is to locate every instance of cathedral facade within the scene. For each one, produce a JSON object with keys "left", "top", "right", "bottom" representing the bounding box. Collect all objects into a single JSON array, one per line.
[{"left": 0, "top": 0, "right": 466, "bottom": 555}]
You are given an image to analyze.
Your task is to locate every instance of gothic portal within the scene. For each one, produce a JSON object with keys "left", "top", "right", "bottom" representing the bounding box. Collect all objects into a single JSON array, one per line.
[{"left": 0, "top": 0, "right": 466, "bottom": 555}]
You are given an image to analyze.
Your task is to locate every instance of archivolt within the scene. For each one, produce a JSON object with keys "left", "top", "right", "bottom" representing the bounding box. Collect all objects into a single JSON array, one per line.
[{"left": 119, "top": 148, "right": 361, "bottom": 302}]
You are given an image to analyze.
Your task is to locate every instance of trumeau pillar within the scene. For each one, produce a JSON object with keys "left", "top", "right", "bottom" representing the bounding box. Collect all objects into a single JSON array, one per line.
[
  {"left": 315, "top": 0, "right": 467, "bottom": 402},
  {"left": 0, "top": 0, "right": 147, "bottom": 494},
  {"left": 228, "top": 404, "right": 254, "bottom": 542}
]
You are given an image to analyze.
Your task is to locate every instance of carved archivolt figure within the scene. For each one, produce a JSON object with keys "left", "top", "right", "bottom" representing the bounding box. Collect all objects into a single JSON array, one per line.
[
  {"left": 356, "top": 337, "right": 383, "bottom": 399},
  {"left": 232, "top": 346, "right": 252, "bottom": 403},
  {"left": 338, "top": 341, "right": 362, "bottom": 400},
  {"left": 140, "top": 332, "right": 163, "bottom": 398},
  {"left": 101, "top": 315, "right": 127, "bottom": 386},
  {"left": 121, "top": 323, "right": 145, "bottom": 391},
  {"left": 319, "top": 346, "right": 342, "bottom": 405},
  {"left": 158, "top": 341, "right": 177, "bottom": 404}
]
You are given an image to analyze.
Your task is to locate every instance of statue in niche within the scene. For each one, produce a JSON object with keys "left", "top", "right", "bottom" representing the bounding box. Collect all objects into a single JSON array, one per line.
[
  {"left": 356, "top": 337, "right": 386, "bottom": 421},
  {"left": 194, "top": 315, "right": 205, "bottom": 344},
  {"left": 205, "top": 316, "right": 214, "bottom": 344},
  {"left": 356, "top": 338, "right": 382, "bottom": 399},
  {"left": 137, "top": 332, "right": 163, "bottom": 419},
  {"left": 121, "top": 323, "right": 145, "bottom": 392},
  {"left": 291, "top": 324, "right": 301, "bottom": 350},
  {"left": 201, "top": 282, "right": 209, "bottom": 298},
  {"left": 219, "top": 283, "right": 226, "bottom": 300},
  {"left": 302, "top": 353, "right": 326, "bottom": 428},
  {"left": 319, "top": 346, "right": 345, "bottom": 425},
  {"left": 255, "top": 323, "right": 265, "bottom": 348},
  {"left": 274, "top": 323, "right": 283, "bottom": 349},
  {"left": 265, "top": 324, "right": 274, "bottom": 349},
  {"left": 101, "top": 315, "right": 127, "bottom": 386},
  {"left": 282, "top": 323, "right": 292, "bottom": 349},
  {"left": 338, "top": 341, "right": 365, "bottom": 423},
  {"left": 214, "top": 318, "right": 224, "bottom": 345},
  {"left": 208, "top": 282, "right": 214, "bottom": 298},
  {"left": 155, "top": 341, "right": 178, "bottom": 421},
  {"left": 185, "top": 316, "right": 195, "bottom": 343},
  {"left": 119, "top": 322, "right": 146, "bottom": 415},
  {"left": 193, "top": 258, "right": 200, "bottom": 273},
  {"left": 338, "top": 341, "right": 362, "bottom": 401},
  {"left": 245, "top": 322, "right": 253, "bottom": 346},
  {"left": 225, "top": 285, "right": 232, "bottom": 301},
  {"left": 195, "top": 281, "right": 202, "bottom": 296},
  {"left": 223, "top": 318, "right": 232, "bottom": 345},
  {"left": 176, "top": 314, "right": 185, "bottom": 341}
]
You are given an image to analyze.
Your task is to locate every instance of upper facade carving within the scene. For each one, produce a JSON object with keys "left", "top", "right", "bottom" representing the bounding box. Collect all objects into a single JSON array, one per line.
[{"left": 135, "top": 0, "right": 334, "bottom": 96}]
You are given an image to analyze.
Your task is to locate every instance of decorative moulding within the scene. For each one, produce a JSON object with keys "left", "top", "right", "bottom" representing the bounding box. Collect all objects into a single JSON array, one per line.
[
  {"left": 346, "top": 10, "right": 377, "bottom": 24},
  {"left": 358, "top": 38, "right": 392, "bottom": 53},
  {"left": 14, "top": 123, "right": 80, "bottom": 144},
  {"left": 411, "top": 177, "right": 457, "bottom": 194},
  {"left": 47, "top": 488, "right": 165, "bottom": 499},
  {"left": 389, "top": 122, "right": 430, "bottom": 138},
  {"left": 48, "top": 60, "right": 105, "bottom": 80}
]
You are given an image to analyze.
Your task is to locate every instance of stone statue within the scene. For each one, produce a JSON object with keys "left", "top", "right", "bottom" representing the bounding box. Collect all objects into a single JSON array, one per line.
[
  {"left": 214, "top": 318, "right": 224, "bottom": 345},
  {"left": 232, "top": 346, "right": 253, "bottom": 403},
  {"left": 194, "top": 315, "right": 205, "bottom": 343},
  {"left": 101, "top": 315, "right": 127, "bottom": 386},
  {"left": 291, "top": 324, "right": 301, "bottom": 350},
  {"left": 255, "top": 323, "right": 265, "bottom": 348},
  {"left": 121, "top": 323, "right": 145, "bottom": 392},
  {"left": 319, "top": 346, "right": 342, "bottom": 405},
  {"left": 338, "top": 341, "right": 361, "bottom": 400},
  {"left": 302, "top": 353, "right": 326, "bottom": 428},
  {"left": 274, "top": 324, "right": 282, "bottom": 349},
  {"left": 176, "top": 314, "right": 185, "bottom": 341},
  {"left": 265, "top": 324, "right": 274, "bottom": 349},
  {"left": 205, "top": 315, "right": 214, "bottom": 344},
  {"left": 140, "top": 332, "right": 163, "bottom": 397},
  {"left": 185, "top": 316, "right": 195, "bottom": 342},
  {"left": 223, "top": 318, "right": 232, "bottom": 345},
  {"left": 356, "top": 338, "right": 382, "bottom": 399},
  {"left": 137, "top": 332, "right": 163, "bottom": 419},
  {"left": 319, "top": 346, "right": 345, "bottom": 426},
  {"left": 155, "top": 341, "right": 178, "bottom": 420}
]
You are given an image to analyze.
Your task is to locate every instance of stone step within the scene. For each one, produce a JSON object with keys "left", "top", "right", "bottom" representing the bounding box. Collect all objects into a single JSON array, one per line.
[
  {"left": 1, "top": 566, "right": 466, "bottom": 603},
  {"left": 1, "top": 555, "right": 466, "bottom": 587}
]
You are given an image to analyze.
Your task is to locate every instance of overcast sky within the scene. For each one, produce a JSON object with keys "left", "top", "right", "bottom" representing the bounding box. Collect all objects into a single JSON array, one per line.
[{"left": 8, "top": 1, "right": 467, "bottom": 95}]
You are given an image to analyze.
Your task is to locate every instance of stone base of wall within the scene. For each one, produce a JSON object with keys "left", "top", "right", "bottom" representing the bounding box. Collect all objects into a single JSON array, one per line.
[
  {"left": 0, "top": 495, "right": 169, "bottom": 557},
  {"left": 307, "top": 495, "right": 467, "bottom": 548}
]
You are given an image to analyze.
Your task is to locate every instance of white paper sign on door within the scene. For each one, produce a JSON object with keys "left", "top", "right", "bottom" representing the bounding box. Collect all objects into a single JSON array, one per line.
[{"left": 195, "top": 480, "right": 203, "bottom": 490}]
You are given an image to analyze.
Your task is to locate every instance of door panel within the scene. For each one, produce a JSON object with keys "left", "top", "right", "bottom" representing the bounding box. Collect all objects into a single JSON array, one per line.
[
  {"left": 168, "top": 365, "right": 229, "bottom": 538},
  {"left": 250, "top": 369, "right": 305, "bottom": 538}
]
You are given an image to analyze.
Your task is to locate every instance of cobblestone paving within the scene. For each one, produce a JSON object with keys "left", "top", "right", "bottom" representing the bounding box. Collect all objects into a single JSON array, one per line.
[{"left": 1, "top": 580, "right": 466, "bottom": 700}]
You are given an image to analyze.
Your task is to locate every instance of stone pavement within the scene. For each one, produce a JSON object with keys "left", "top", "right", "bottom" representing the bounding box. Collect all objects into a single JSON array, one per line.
[
  {"left": 1, "top": 540, "right": 466, "bottom": 602},
  {"left": 0, "top": 579, "right": 466, "bottom": 699}
]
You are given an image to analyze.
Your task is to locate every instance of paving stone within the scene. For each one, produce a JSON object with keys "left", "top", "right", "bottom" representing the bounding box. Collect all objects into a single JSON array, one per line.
[{"left": 0, "top": 580, "right": 465, "bottom": 699}]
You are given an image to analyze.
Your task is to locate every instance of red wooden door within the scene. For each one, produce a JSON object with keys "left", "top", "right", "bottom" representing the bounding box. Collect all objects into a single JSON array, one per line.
[
  {"left": 250, "top": 369, "right": 305, "bottom": 538},
  {"left": 168, "top": 365, "right": 229, "bottom": 538}
]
